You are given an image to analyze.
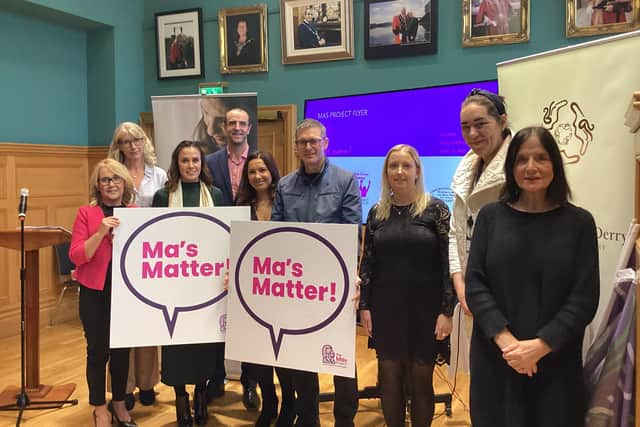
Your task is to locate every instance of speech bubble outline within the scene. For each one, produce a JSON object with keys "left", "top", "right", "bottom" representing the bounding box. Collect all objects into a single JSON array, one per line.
[
  {"left": 235, "top": 226, "right": 349, "bottom": 359},
  {"left": 120, "top": 211, "right": 229, "bottom": 337}
]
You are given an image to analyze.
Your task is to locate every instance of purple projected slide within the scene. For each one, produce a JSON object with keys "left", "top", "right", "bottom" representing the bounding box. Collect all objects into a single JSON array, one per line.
[
  {"left": 305, "top": 80, "right": 498, "bottom": 157},
  {"left": 304, "top": 80, "right": 499, "bottom": 222}
]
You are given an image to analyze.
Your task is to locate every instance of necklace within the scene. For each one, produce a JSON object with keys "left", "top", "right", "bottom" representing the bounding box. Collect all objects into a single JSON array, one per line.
[{"left": 391, "top": 204, "right": 408, "bottom": 216}]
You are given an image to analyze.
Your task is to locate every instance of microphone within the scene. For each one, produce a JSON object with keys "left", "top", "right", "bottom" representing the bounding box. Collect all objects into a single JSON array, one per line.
[{"left": 18, "top": 188, "right": 29, "bottom": 220}]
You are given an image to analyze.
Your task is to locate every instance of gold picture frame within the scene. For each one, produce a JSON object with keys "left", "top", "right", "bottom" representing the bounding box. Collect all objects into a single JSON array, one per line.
[
  {"left": 566, "top": 0, "right": 640, "bottom": 38},
  {"left": 280, "top": 0, "right": 354, "bottom": 65},
  {"left": 462, "top": 0, "right": 529, "bottom": 47},
  {"left": 219, "top": 4, "right": 268, "bottom": 74}
]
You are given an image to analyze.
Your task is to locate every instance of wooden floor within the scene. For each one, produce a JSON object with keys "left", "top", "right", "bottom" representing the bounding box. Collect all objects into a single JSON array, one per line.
[{"left": 0, "top": 318, "right": 471, "bottom": 426}]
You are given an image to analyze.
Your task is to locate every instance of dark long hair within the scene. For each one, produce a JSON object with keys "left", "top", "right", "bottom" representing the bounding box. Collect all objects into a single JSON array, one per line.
[
  {"left": 236, "top": 151, "right": 281, "bottom": 206},
  {"left": 462, "top": 89, "right": 511, "bottom": 140},
  {"left": 501, "top": 126, "right": 571, "bottom": 204},
  {"left": 165, "top": 140, "right": 213, "bottom": 193}
]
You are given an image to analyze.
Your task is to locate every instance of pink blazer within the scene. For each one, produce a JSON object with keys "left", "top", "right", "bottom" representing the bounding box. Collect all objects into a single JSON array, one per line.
[{"left": 69, "top": 205, "right": 124, "bottom": 291}]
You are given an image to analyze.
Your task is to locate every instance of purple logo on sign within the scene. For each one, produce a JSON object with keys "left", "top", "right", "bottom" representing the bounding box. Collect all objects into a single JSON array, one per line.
[
  {"left": 235, "top": 227, "right": 350, "bottom": 359},
  {"left": 322, "top": 344, "right": 336, "bottom": 364},
  {"left": 119, "top": 211, "right": 229, "bottom": 337}
]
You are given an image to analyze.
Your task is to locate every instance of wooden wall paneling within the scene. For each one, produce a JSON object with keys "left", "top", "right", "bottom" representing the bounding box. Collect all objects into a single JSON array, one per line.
[{"left": 0, "top": 143, "right": 101, "bottom": 337}]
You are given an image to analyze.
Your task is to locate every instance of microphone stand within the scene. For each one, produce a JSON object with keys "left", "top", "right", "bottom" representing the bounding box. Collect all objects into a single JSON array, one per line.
[{"left": 0, "top": 215, "right": 78, "bottom": 426}]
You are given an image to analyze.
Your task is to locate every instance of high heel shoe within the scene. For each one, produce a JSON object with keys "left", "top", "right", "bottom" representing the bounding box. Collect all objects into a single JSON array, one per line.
[{"left": 113, "top": 412, "right": 138, "bottom": 427}]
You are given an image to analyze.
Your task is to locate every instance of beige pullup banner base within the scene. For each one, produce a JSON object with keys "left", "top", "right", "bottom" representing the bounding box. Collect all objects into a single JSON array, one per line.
[{"left": 497, "top": 30, "right": 640, "bottom": 344}]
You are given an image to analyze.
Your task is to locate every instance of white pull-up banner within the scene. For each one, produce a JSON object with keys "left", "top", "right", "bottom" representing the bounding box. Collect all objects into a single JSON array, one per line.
[{"left": 497, "top": 30, "right": 640, "bottom": 343}]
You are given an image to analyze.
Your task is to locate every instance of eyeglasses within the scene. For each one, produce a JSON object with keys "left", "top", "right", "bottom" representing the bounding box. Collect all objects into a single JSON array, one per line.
[
  {"left": 118, "top": 138, "right": 144, "bottom": 147},
  {"left": 99, "top": 175, "right": 124, "bottom": 186},
  {"left": 295, "top": 137, "right": 324, "bottom": 147}
]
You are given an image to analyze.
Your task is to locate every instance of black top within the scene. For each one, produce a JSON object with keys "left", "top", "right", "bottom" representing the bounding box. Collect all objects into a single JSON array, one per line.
[
  {"left": 359, "top": 197, "right": 454, "bottom": 361},
  {"left": 465, "top": 201, "right": 599, "bottom": 427}
]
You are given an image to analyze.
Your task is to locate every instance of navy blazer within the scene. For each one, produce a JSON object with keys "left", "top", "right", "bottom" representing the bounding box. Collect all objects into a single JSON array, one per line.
[{"left": 205, "top": 149, "right": 234, "bottom": 206}]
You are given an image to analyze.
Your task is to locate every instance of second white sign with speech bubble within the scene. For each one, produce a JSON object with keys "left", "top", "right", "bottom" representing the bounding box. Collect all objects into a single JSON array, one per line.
[{"left": 226, "top": 220, "right": 358, "bottom": 378}]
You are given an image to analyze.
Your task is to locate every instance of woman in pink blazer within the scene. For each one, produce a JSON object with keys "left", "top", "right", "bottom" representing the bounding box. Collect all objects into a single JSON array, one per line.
[{"left": 69, "top": 158, "right": 137, "bottom": 427}]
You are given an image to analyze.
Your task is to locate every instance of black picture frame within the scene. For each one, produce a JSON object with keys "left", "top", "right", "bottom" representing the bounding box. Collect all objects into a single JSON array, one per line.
[
  {"left": 365, "top": 0, "right": 437, "bottom": 59},
  {"left": 155, "top": 8, "right": 205, "bottom": 80}
]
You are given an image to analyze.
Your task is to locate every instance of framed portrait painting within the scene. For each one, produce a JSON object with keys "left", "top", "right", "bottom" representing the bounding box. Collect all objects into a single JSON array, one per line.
[
  {"left": 566, "top": 0, "right": 640, "bottom": 37},
  {"left": 462, "top": 0, "right": 529, "bottom": 47},
  {"left": 365, "top": 0, "right": 438, "bottom": 59},
  {"left": 280, "top": 0, "right": 354, "bottom": 65},
  {"left": 155, "top": 8, "right": 204, "bottom": 79},
  {"left": 219, "top": 4, "right": 268, "bottom": 74}
]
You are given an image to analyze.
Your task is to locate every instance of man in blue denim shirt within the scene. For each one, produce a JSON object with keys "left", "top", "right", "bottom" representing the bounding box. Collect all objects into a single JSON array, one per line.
[{"left": 272, "top": 119, "right": 361, "bottom": 427}]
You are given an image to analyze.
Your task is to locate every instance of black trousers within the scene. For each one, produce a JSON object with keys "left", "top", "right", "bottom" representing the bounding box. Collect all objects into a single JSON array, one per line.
[
  {"left": 213, "top": 343, "right": 257, "bottom": 388},
  {"left": 79, "top": 284, "right": 130, "bottom": 406},
  {"left": 278, "top": 368, "right": 359, "bottom": 427}
]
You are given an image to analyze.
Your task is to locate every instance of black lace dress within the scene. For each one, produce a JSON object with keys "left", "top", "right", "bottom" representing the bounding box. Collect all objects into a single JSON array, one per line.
[{"left": 359, "top": 197, "right": 455, "bottom": 362}]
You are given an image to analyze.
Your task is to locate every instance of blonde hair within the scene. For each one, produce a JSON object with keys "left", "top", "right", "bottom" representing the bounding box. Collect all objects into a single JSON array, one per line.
[
  {"left": 107, "top": 122, "right": 157, "bottom": 166},
  {"left": 89, "top": 158, "right": 136, "bottom": 206},
  {"left": 376, "top": 144, "right": 430, "bottom": 221}
]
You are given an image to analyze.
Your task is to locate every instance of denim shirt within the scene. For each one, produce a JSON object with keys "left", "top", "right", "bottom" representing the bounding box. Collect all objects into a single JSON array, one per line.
[{"left": 272, "top": 160, "right": 362, "bottom": 226}]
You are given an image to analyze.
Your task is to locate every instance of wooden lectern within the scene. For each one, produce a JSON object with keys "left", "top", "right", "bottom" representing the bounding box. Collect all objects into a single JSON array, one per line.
[{"left": 0, "top": 228, "right": 76, "bottom": 406}]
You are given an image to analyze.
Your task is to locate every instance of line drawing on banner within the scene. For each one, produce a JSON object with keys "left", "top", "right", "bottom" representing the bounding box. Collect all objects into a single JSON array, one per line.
[
  {"left": 234, "top": 226, "right": 350, "bottom": 358},
  {"left": 119, "top": 211, "right": 229, "bottom": 337}
]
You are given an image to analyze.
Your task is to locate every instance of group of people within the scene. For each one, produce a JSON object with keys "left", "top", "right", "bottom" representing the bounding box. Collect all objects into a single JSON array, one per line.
[{"left": 70, "top": 88, "right": 599, "bottom": 427}]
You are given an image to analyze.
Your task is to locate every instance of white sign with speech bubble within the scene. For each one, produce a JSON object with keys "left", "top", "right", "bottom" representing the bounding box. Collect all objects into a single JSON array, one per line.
[
  {"left": 110, "top": 206, "right": 250, "bottom": 348},
  {"left": 226, "top": 221, "right": 358, "bottom": 378}
]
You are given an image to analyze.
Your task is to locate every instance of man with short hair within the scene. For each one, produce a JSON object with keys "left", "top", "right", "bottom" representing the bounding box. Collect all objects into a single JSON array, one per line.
[
  {"left": 272, "top": 118, "right": 361, "bottom": 427},
  {"left": 206, "top": 107, "right": 252, "bottom": 205},
  {"left": 205, "top": 107, "right": 260, "bottom": 410}
]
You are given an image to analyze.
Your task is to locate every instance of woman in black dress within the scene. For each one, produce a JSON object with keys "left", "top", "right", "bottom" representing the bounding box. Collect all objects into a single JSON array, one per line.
[
  {"left": 465, "top": 127, "right": 599, "bottom": 427},
  {"left": 359, "top": 144, "right": 455, "bottom": 427},
  {"left": 236, "top": 151, "right": 296, "bottom": 427},
  {"left": 152, "top": 141, "right": 223, "bottom": 426}
]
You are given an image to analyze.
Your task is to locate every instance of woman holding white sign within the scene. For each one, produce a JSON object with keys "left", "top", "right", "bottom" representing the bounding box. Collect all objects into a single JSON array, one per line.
[
  {"left": 107, "top": 121, "right": 167, "bottom": 409},
  {"left": 359, "top": 144, "right": 455, "bottom": 427},
  {"left": 70, "top": 159, "right": 138, "bottom": 427},
  {"left": 152, "top": 140, "right": 223, "bottom": 426},
  {"left": 236, "top": 151, "right": 296, "bottom": 427}
]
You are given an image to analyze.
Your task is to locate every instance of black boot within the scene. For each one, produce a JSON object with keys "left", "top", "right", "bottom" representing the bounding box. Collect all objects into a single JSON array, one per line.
[
  {"left": 193, "top": 387, "right": 209, "bottom": 425},
  {"left": 255, "top": 398, "right": 277, "bottom": 427},
  {"left": 175, "top": 394, "right": 193, "bottom": 426}
]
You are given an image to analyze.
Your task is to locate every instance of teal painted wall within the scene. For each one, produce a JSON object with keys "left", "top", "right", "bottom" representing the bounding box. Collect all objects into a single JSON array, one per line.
[
  {"left": 143, "top": 0, "right": 599, "bottom": 116},
  {"left": 1, "top": 0, "right": 144, "bottom": 146},
  {"left": 0, "top": 9, "right": 88, "bottom": 145}
]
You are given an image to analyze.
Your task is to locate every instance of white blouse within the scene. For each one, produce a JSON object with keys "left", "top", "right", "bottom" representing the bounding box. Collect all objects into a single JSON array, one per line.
[{"left": 135, "top": 164, "right": 167, "bottom": 207}]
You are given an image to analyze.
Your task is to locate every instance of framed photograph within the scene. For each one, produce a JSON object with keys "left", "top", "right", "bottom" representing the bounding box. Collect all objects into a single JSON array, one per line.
[
  {"left": 219, "top": 4, "right": 268, "bottom": 74},
  {"left": 566, "top": 0, "right": 639, "bottom": 38},
  {"left": 155, "top": 8, "right": 204, "bottom": 79},
  {"left": 462, "top": 0, "right": 529, "bottom": 47},
  {"left": 280, "top": 0, "right": 354, "bottom": 65},
  {"left": 365, "top": 0, "right": 437, "bottom": 59}
]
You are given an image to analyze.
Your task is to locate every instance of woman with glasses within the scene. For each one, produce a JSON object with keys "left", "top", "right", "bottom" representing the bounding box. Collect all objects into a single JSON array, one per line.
[
  {"left": 107, "top": 122, "right": 166, "bottom": 408},
  {"left": 448, "top": 89, "right": 512, "bottom": 373},
  {"left": 69, "top": 159, "right": 137, "bottom": 427},
  {"left": 359, "top": 144, "right": 455, "bottom": 426},
  {"left": 152, "top": 141, "right": 223, "bottom": 426}
]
